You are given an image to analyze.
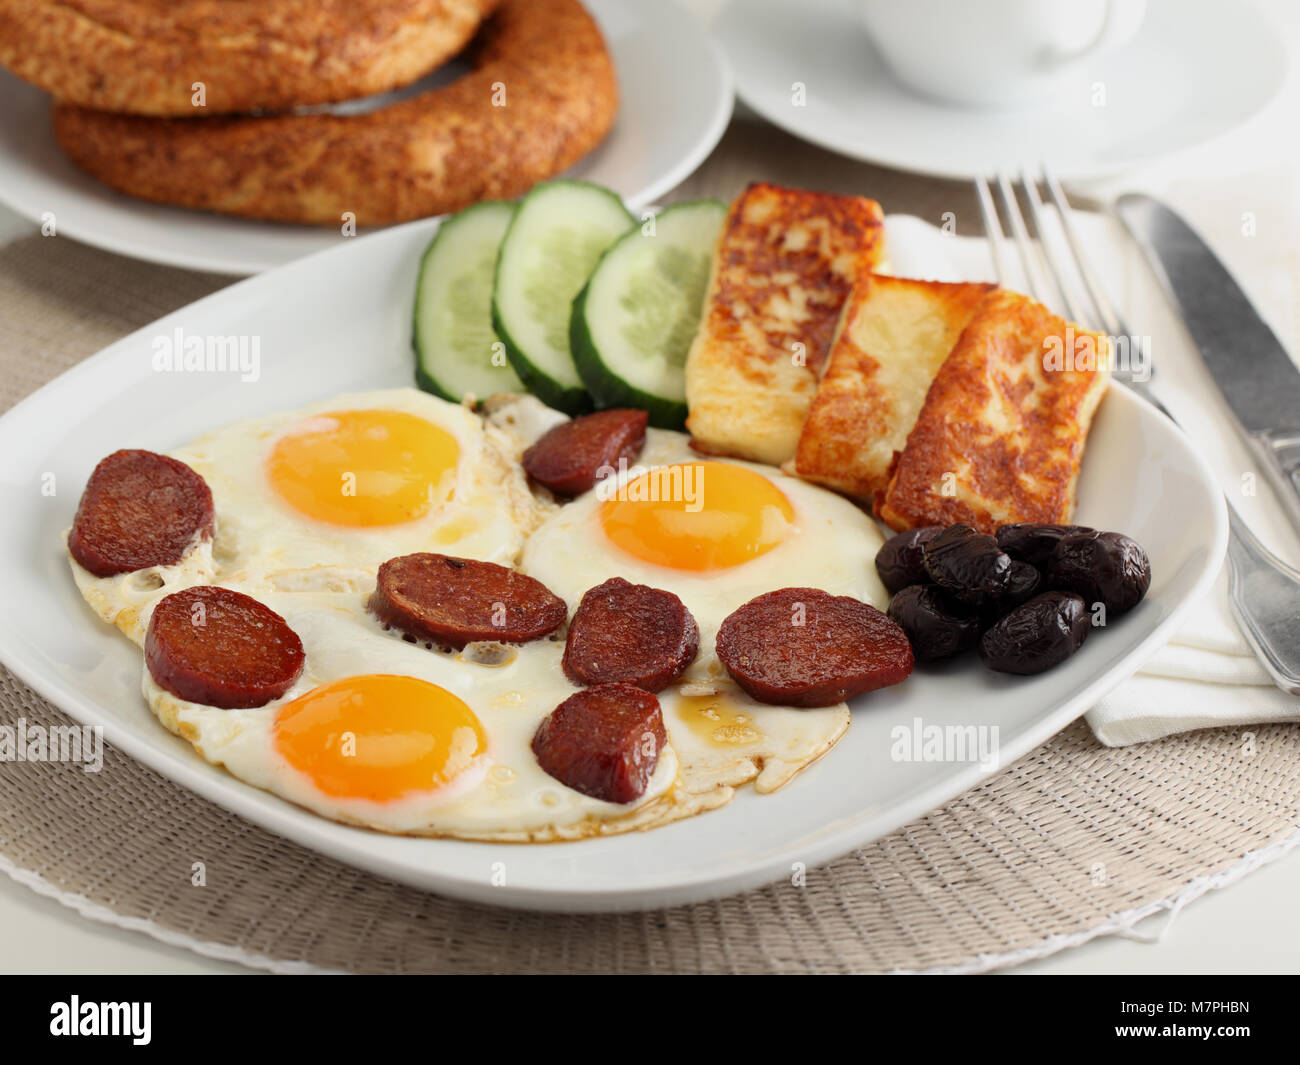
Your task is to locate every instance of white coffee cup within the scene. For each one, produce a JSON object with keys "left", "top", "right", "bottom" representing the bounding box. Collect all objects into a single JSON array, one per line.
[{"left": 854, "top": 0, "right": 1147, "bottom": 108}]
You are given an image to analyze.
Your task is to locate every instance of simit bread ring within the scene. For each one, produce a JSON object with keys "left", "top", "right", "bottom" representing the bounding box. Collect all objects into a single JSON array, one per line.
[
  {"left": 0, "top": 0, "right": 500, "bottom": 117},
  {"left": 50, "top": 0, "right": 619, "bottom": 226}
]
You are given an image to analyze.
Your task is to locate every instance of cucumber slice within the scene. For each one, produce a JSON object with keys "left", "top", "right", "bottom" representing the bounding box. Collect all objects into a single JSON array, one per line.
[
  {"left": 413, "top": 201, "right": 523, "bottom": 403},
  {"left": 492, "top": 181, "right": 636, "bottom": 414},
  {"left": 571, "top": 199, "right": 726, "bottom": 429}
]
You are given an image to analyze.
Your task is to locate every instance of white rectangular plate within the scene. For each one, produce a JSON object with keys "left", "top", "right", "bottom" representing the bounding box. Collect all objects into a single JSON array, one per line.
[{"left": 0, "top": 215, "right": 1227, "bottom": 911}]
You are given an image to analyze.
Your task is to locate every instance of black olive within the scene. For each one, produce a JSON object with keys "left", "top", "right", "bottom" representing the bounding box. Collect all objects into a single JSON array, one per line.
[
  {"left": 978, "top": 591, "right": 1089, "bottom": 674},
  {"left": 888, "top": 585, "right": 981, "bottom": 662},
  {"left": 1001, "top": 560, "right": 1043, "bottom": 607},
  {"left": 979, "top": 560, "right": 1044, "bottom": 628},
  {"left": 1047, "top": 531, "right": 1151, "bottom": 616},
  {"left": 995, "top": 523, "right": 1094, "bottom": 569},
  {"left": 922, "top": 523, "right": 1012, "bottom": 606},
  {"left": 875, "top": 525, "right": 944, "bottom": 594}
]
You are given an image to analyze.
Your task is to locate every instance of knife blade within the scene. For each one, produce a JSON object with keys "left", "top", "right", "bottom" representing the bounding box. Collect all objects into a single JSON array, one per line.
[{"left": 1117, "top": 192, "right": 1300, "bottom": 537}]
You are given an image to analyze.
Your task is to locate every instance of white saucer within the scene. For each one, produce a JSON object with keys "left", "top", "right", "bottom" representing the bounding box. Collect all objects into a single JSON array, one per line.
[
  {"left": 0, "top": 0, "right": 732, "bottom": 275},
  {"left": 714, "top": 0, "right": 1286, "bottom": 180}
]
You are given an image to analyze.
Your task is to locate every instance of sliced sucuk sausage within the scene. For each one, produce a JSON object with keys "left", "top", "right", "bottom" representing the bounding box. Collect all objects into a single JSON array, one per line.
[
  {"left": 716, "top": 588, "right": 914, "bottom": 707},
  {"left": 368, "top": 553, "right": 566, "bottom": 649},
  {"left": 531, "top": 683, "right": 667, "bottom": 804},
  {"left": 145, "top": 586, "right": 304, "bottom": 709},
  {"left": 521, "top": 408, "right": 648, "bottom": 496},
  {"left": 68, "top": 449, "right": 214, "bottom": 577},
  {"left": 563, "top": 577, "right": 699, "bottom": 692}
]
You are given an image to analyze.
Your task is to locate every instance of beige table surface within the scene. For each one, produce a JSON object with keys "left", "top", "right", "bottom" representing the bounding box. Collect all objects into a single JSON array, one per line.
[{"left": 0, "top": 0, "right": 1297, "bottom": 974}]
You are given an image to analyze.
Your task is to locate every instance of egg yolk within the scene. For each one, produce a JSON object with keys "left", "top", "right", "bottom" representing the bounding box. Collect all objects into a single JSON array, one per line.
[
  {"left": 599, "top": 461, "right": 795, "bottom": 571},
  {"left": 273, "top": 674, "right": 488, "bottom": 802},
  {"left": 267, "top": 409, "right": 459, "bottom": 526}
]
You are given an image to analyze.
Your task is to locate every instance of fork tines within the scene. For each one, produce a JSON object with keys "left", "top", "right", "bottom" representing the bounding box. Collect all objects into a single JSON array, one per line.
[{"left": 974, "top": 167, "right": 1130, "bottom": 343}]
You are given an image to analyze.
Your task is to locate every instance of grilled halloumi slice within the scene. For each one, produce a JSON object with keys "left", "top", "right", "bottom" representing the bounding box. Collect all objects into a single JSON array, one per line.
[
  {"left": 684, "top": 183, "right": 885, "bottom": 466},
  {"left": 878, "top": 290, "right": 1111, "bottom": 533},
  {"left": 789, "top": 274, "right": 995, "bottom": 504}
]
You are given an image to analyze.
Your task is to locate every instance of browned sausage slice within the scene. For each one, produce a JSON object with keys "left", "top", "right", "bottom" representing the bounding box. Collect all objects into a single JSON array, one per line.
[
  {"left": 531, "top": 683, "right": 667, "bottom": 804},
  {"left": 368, "top": 553, "right": 566, "bottom": 649},
  {"left": 145, "top": 587, "right": 304, "bottom": 709},
  {"left": 563, "top": 577, "right": 698, "bottom": 692},
  {"left": 716, "top": 588, "right": 914, "bottom": 707},
  {"left": 521, "top": 409, "right": 648, "bottom": 496},
  {"left": 69, "top": 449, "right": 214, "bottom": 577}
]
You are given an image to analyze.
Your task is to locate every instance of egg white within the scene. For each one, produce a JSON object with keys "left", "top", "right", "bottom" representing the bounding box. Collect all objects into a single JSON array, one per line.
[
  {"left": 661, "top": 681, "right": 849, "bottom": 796},
  {"left": 66, "top": 530, "right": 215, "bottom": 646}
]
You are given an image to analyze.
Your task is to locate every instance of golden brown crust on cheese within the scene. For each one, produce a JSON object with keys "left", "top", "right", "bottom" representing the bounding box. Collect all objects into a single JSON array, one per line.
[
  {"left": 50, "top": 0, "right": 617, "bottom": 225},
  {"left": 790, "top": 274, "right": 994, "bottom": 503},
  {"left": 684, "top": 183, "right": 885, "bottom": 466},
  {"left": 877, "top": 290, "right": 1110, "bottom": 533},
  {"left": 0, "top": 0, "right": 499, "bottom": 116}
]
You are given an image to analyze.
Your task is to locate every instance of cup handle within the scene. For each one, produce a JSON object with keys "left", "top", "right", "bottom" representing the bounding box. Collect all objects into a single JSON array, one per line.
[{"left": 1047, "top": 0, "right": 1147, "bottom": 67}]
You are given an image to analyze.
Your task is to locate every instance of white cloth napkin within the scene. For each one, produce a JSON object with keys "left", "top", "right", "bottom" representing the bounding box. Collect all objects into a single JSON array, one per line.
[
  {"left": 1085, "top": 569, "right": 1300, "bottom": 745},
  {"left": 890, "top": 171, "right": 1300, "bottom": 747},
  {"left": 1080, "top": 173, "right": 1300, "bottom": 744}
]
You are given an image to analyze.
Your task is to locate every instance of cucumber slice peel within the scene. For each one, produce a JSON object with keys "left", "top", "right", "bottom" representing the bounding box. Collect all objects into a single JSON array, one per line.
[
  {"left": 491, "top": 180, "right": 636, "bottom": 414},
  {"left": 413, "top": 201, "right": 522, "bottom": 403},
  {"left": 571, "top": 199, "right": 726, "bottom": 428}
]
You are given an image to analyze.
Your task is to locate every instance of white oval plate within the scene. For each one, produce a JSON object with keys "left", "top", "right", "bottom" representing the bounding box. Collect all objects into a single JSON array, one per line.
[
  {"left": 0, "top": 213, "right": 1226, "bottom": 912},
  {"left": 714, "top": 0, "right": 1286, "bottom": 180},
  {"left": 0, "top": 0, "right": 732, "bottom": 275}
]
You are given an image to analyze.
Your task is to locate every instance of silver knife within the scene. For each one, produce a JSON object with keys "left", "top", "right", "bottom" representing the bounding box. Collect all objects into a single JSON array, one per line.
[{"left": 1116, "top": 193, "right": 1300, "bottom": 538}]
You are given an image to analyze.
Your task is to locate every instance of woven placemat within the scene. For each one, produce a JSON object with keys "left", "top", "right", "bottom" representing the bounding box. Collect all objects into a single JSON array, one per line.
[{"left": 2, "top": 128, "right": 1297, "bottom": 973}]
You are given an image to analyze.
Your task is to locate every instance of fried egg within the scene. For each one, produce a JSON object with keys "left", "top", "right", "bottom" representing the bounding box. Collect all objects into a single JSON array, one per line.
[
  {"left": 144, "top": 580, "right": 849, "bottom": 839},
  {"left": 144, "top": 586, "right": 686, "bottom": 839},
  {"left": 521, "top": 430, "right": 889, "bottom": 664},
  {"left": 171, "top": 388, "right": 539, "bottom": 591},
  {"left": 518, "top": 429, "right": 885, "bottom": 799}
]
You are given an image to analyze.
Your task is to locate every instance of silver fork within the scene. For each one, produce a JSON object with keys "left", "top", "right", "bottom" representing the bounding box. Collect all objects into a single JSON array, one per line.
[{"left": 975, "top": 168, "right": 1300, "bottom": 695}]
